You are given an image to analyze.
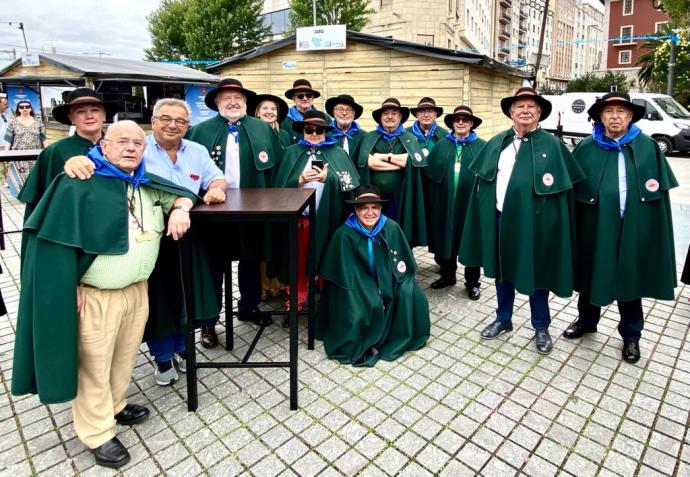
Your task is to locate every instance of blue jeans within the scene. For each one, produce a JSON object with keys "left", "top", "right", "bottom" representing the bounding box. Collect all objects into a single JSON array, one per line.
[
  {"left": 496, "top": 280, "right": 551, "bottom": 330},
  {"left": 147, "top": 332, "right": 185, "bottom": 364}
]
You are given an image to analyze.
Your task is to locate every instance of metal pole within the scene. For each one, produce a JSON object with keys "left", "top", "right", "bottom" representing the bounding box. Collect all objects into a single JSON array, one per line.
[
  {"left": 18, "top": 22, "right": 29, "bottom": 52},
  {"left": 312, "top": 0, "right": 317, "bottom": 26},
  {"left": 667, "top": 35, "right": 676, "bottom": 96},
  {"left": 534, "top": 0, "right": 550, "bottom": 88}
]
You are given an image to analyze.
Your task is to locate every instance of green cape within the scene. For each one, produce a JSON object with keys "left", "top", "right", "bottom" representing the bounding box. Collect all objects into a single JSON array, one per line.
[
  {"left": 315, "top": 219, "right": 429, "bottom": 366},
  {"left": 355, "top": 130, "right": 428, "bottom": 247},
  {"left": 11, "top": 173, "right": 203, "bottom": 403},
  {"left": 186, "top": 114, "right": 283, "bottom": 260},
  {"left": 330, "top": 128, "right": 367, "bottom": 160},
  {"left": 459, "top": 128, "right": 585, "bottom": 297},
  {"left": 572, "top": 134, "right": 677, "bottom": 305},
  {"left": 423, "top": 137, "right": 486, "bottom": 259},
  {"left": 406, "top": 123, "right": 448, "bottom": 158},
  {"left": 273, "top": 144, "right": 360, "bottom": 281}
]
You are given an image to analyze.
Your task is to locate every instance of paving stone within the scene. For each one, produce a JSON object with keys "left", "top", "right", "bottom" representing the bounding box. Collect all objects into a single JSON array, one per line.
[
  {"left": 456, "top": 442, "right": 491, "bottom": 471},
  {"left": 643, "top": 447, "right": 679, "bottom": 475},
  {"left": 563, "top": 453, "right": 598, "bottom": 477}
]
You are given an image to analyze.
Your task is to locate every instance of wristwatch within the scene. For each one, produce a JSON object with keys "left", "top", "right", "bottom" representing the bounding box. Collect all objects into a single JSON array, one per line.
[
  {"left": 172, "top": 204, "right": 191, "bottom": 213},
  {"left": 387, "top": 155, "right": 392, "bottom": 163}
]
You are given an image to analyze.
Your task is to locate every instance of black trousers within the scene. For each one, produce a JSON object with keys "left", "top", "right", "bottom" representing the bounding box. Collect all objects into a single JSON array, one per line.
[
  {"left": 434, "top": 254, "right": 480, "bottom": 287},
  {"left": 577, "top": 290, "right": 644, "bottom": 341}
]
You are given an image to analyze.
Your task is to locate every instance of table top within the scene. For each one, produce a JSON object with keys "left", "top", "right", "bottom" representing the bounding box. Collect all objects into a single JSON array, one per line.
[
  {"left": 192, "top": 188, "right": 315, "bottom": 216},
  {"left": 0, "top": 149, "right": 42, "bottom": 162}
]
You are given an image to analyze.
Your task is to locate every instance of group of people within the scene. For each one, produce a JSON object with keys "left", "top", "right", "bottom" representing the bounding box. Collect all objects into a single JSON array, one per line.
[{"left": 5, "top": 77, "right": 686, "bottom": 469}]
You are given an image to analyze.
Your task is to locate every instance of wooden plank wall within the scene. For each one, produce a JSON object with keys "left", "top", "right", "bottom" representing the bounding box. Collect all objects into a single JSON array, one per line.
[
  {"left": 2, "top": 62, "right": 80, "bottom": 80},
  {"left": 218, "top": 39, "right": 522, "bottom": 137}
]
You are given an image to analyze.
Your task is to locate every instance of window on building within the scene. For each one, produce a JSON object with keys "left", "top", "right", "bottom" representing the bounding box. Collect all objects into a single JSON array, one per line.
[
  {"left": 619, "top": 50, "right": 632, "bottom": 64},
  {"left": 418, "top": 34, "right": 435, "bottom": 45},
  {"left": 619, "top": 25, "right": 633, "bottom": 44},
  {"left": 262, "top": 8, "right": 291, "bottom": 35},
  {"left": 655, "top": 21, "right": 669, "bottom": 33},
  {"left": 623, "top": 0, "right": 633, "bottom": 15}
]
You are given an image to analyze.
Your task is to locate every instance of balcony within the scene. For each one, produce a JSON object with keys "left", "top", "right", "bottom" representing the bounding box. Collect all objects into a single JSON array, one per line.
[
  {"left": 499, "top": 12, "right": 512, "bottom": 23},
  {"left": 519, "top": 9, "right": 527, "bottom": 19},
  {"left": 500, "top": 45, "right": 511, "bottom": 54},
  {"left": 499, "top": 0, "right": 512, "bottom": 6},
  {"left": 499, "top": 30, "right": 511, "bottom": 40},
  {"left": 519, "top": 20, "right": 527, "bottom": 32},
  {"left": 517, "top": 42, "right": 526, "bottom": 49}
]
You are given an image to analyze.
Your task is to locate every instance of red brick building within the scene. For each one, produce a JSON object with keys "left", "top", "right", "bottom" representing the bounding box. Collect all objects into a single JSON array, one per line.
[{"left": 605, "top": 0, "right": 669, "bottom": 80}]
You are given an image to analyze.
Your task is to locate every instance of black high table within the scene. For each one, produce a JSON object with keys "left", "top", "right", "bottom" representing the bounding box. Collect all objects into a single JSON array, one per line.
[{"left": 185, "top": 188, "right": 316, "bottom": 411}]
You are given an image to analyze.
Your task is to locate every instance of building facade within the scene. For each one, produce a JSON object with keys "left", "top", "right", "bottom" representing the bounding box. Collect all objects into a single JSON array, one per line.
[{"left": 572, "top": 0, "right": 605, "bottom": 78}]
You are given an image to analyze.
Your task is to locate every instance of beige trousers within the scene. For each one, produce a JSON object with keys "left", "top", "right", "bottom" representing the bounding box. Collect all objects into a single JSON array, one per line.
[{"left": 72, "top": 281, "right": 149, "bottom": 449}]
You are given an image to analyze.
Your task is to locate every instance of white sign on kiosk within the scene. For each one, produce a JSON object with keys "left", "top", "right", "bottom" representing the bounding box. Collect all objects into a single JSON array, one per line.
[{"left": 296, "top": 25, "right": 346, "bottom": 51}]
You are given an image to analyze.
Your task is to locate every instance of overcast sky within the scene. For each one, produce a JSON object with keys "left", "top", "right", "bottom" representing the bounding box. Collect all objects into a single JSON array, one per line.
[{"left": 0, "top": 0, "right": 160, "bottom": 67}]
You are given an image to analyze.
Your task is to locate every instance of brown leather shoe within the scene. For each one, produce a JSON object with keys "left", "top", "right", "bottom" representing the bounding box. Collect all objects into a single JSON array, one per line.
[{"left": 201, "top": 325, "right": 218, "bottom": 349}]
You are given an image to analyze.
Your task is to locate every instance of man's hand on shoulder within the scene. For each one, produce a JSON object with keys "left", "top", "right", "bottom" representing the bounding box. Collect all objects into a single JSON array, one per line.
[{"left": 64, "top": 155, "right": 95, "bottom": 180}]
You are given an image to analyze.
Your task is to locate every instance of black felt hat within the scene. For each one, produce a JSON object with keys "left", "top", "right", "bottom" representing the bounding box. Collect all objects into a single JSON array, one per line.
[
  {"left": 372, "top": 98, "right": 410, "bottom": 124},
  {"left": 345, "top": 185, "right": 390, "bottom": 204},
  {"left": 291, "top": 110, "right": 334, "bottom": 133},
  {"left": 51, "top": 88, "right": 119, "bottom": 125},
  {"left": 500, "top": 87, "right": 552, "bottom": 121},
  {"left": 444, "top": 105, "right": 483, "bottom": 130},
  {"left": 249, "top": 94, "right": 289, "bottom": 123},
  {"left": 587, "top": 92, "right": 646, "bottom": 124},
  {"left": 284, "top": 79, "right": 321, "bottom": 99},
  {"left": 204, "top": 78, "right": 257, "bottom": 111},
  {"left": 325, "top": 94, "right": 364, "bottom": 120},
  {"left": 410, "top": 97, "right": 444, "bottom": 117}
]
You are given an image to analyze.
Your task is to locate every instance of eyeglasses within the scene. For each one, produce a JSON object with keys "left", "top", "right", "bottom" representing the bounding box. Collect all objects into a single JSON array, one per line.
[
  {"left": 18, "top": 105, "right": 32, "bottom": 110},
  {"left": 333, "top": 107, "right": 354, "bottom": 114},
  {"left": 105, "top": 138, "right": 145, "bottom": 148},
  {"left": 454, "top": 117, "right": 473, "bottom": 123},
  {"left": 304, "top": 126, "right": 325, "bottom": 135},
  {"left": 154, "top": 115, "right": 189, "bottom": 127},
  {"left": 295, "top": 93, "right": 313, "bottom": 100},
  {"left": 416, "top": 108, "right": 436, "bottom": 115}
]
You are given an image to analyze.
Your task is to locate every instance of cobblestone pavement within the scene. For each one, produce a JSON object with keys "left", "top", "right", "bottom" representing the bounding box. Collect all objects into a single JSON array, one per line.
[{"left": 1, "top": 184, "right": 689, "bottom": 477}]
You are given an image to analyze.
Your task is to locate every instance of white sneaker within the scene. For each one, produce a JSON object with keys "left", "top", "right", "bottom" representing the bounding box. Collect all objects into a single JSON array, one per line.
[
  {"left": 154, "top": 365, "right": 179, "bottom": 386},
  {"left": 173, "top": 353, "right": 186, "bottom": 373}
]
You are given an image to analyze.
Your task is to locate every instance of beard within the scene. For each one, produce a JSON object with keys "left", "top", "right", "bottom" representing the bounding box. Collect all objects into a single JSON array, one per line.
[{"left": 336, "top": 119, "right": 352, "bottom": 130}]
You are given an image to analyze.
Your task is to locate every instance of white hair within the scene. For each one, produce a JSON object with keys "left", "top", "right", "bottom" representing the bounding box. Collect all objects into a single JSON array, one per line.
[
  {"left": 152, "top": 98, "right": 192, "bottom": 119},
  {"left": 105, "top": 120, "right": 145, "bottom": 139}
]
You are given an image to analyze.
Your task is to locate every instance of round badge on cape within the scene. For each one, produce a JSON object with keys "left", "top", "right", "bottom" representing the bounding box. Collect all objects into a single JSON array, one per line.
[
  {"left": 542, "top": 173, "right": 554, "bottom": 187},
  {"left": 645, "top": 179, "right": 659, "bottom": 192},
  {"left": 414, "top": 152, "right": 422, "bottom": 162},
  {"left": 397, "top": 261, "right": 407, "bottom": 273},
  {"left": 422, "top": 148, "right": 429, "bottom": 157},
  {"left": 258, "top": 151, "right": 269, "bottom": 163}
]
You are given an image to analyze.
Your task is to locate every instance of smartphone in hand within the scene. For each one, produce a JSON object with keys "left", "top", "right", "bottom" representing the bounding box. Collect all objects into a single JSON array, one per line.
[{"left": 311, "top": 159, "right": 324, "bottom": 169}]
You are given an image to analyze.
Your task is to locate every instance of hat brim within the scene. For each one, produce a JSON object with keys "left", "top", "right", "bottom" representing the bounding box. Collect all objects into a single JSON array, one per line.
[
  {"left": 325, "top": 97, "right": 364, "bottom": 120},
  {"left": 249, "top": 94, "right": 289, "bottom": 123},
  {"left": 500, "top": 95, "right": 552, "bottom": 121},
  {"left": 285, "top": 88, "right": 321, "bottom": 99},
  {"left": 587, "top": 99, "right": 646, "bottom": 124},
  {"left": 52, "top": 100, "right": 119, "bottom": 125},
  {"left": 345, "top": 196, "right": 390, "bottom": 205},
  {"left": 411, "top": 106, "right": 444, "bottom": 117},
  {"left": 372, "top": 106, "right": 410, "bottom": 125},
  {"left": 292, "top": 119, "right": 334, "bottom": 133},
  {"left": 444, "top": 112, "right": 483, "bottom": 130},
  {"left": 204, "top": 85, "right": 257, "bottom": 111}
]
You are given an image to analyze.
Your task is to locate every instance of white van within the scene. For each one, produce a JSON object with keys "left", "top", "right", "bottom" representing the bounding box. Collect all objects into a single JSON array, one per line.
[{"left": 540, "top": 92, "right": 690, "bottom": 154}]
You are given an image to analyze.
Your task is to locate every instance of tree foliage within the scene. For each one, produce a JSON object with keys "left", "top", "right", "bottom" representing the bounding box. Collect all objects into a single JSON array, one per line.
[
  {"left": 145, "top": 0, "right": 270, "bottom": 62},
  {"left": 566, "top": 72, "right": 634, "bottom": 93},
  {"left": 660, "top": 0, "right": 690, "bottom": 24},
  {"left": 288, "top": 0, "right": 375, "bottom": 31},
  {"left": 637, "top": 26, "right": 690, "bottom": 107}
]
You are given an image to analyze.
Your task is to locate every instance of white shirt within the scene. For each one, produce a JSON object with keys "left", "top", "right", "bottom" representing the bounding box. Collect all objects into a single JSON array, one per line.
[
  {"left": 301, "top": 153, "right": 325, "bottom": 216},
  {"left": 617, "top": 140, "right": 627, "bottom": 218},
  {"left": 224, "top": 128, "right": 241, "bottom": 189},
  {"left": 496, "top": 136, "right": 522, "bottom": 212},
  {"left": 342, "top": 136, "right": 350, "bottom": 155}
]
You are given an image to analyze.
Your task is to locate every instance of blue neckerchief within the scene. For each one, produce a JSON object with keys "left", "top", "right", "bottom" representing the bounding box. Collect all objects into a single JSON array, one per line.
[
  {"left": 330, "top": 120, "right": 361, "bottom": 139},
  {"left": 87, "top": 145, "right": 151, "bottom": 189},
  {"left": 411, "top": 121, "right": 437, "bottom": 144},
  {"left": 227, "top": 123, "right": 240, "bottom": 143},
  {"left": 345, "top": 212, "right": 388, "bottom": 279},
  {"left": 592, "top": 123, "right": 641, "bottom": 151},
  {"left": 287, "top": 106, "right": 316, "bottom": 122},
  {"left": 297, "top": 136, "right": 339, "bottom": 149},
  {"left": 445, "top": 131, "right": 477, "bottom": 146},
  {"left": 375, "top": 124, "right": 405, "bottom": 142}
]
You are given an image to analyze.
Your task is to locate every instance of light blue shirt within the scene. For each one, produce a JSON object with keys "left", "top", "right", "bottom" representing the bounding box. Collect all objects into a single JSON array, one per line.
[{"left": 144, "top": 134, "right": 223, "bottom": 194}]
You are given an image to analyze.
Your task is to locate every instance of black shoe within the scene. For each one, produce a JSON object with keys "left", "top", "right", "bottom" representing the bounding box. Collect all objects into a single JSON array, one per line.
[
  {"left": 480, "top": 320, "right": 512, "bottom": 340},
  {"left": 535, "top": 329, "right": 553, "bottom": 355},
  {"left": 467, "top": 285, "right": 481, "bottom": 300},
  {"left": 238, "top": 308, "right": 273, "bottom": 326},
  {"left": 430, "top": 277, "right": 456, "bottom": 289},
  {"left": 115, "top": 404, "right": 150, "bottom": 426},
  {"left": 91, "top": 437, "right": 130, "bottom": 469},
  {"left": 622, "top": 340, "right": 641, "bottom": 363},
  {"left": 562, "top": 319, "right": 597, "bottom": 339},
  {"left": 201, "top": 325, "right": 218, "bottom": 349}
]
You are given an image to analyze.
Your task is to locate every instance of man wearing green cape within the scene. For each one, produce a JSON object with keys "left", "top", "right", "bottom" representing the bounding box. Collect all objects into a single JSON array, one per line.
[
  {"left": 12, "top": 121, "right": 197, "bottom": 469},
  {"left": 315, "top": 185, "right": 430, "bottom": 366},
  {"left": 407, "top": 97, "right": 448, "bottom": 158},
  {"left": 563, "top": 92, "right": 678, "bottom": 364},
  {"left": 460, "top": 87, "right": 585, "bottom": 354}
]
